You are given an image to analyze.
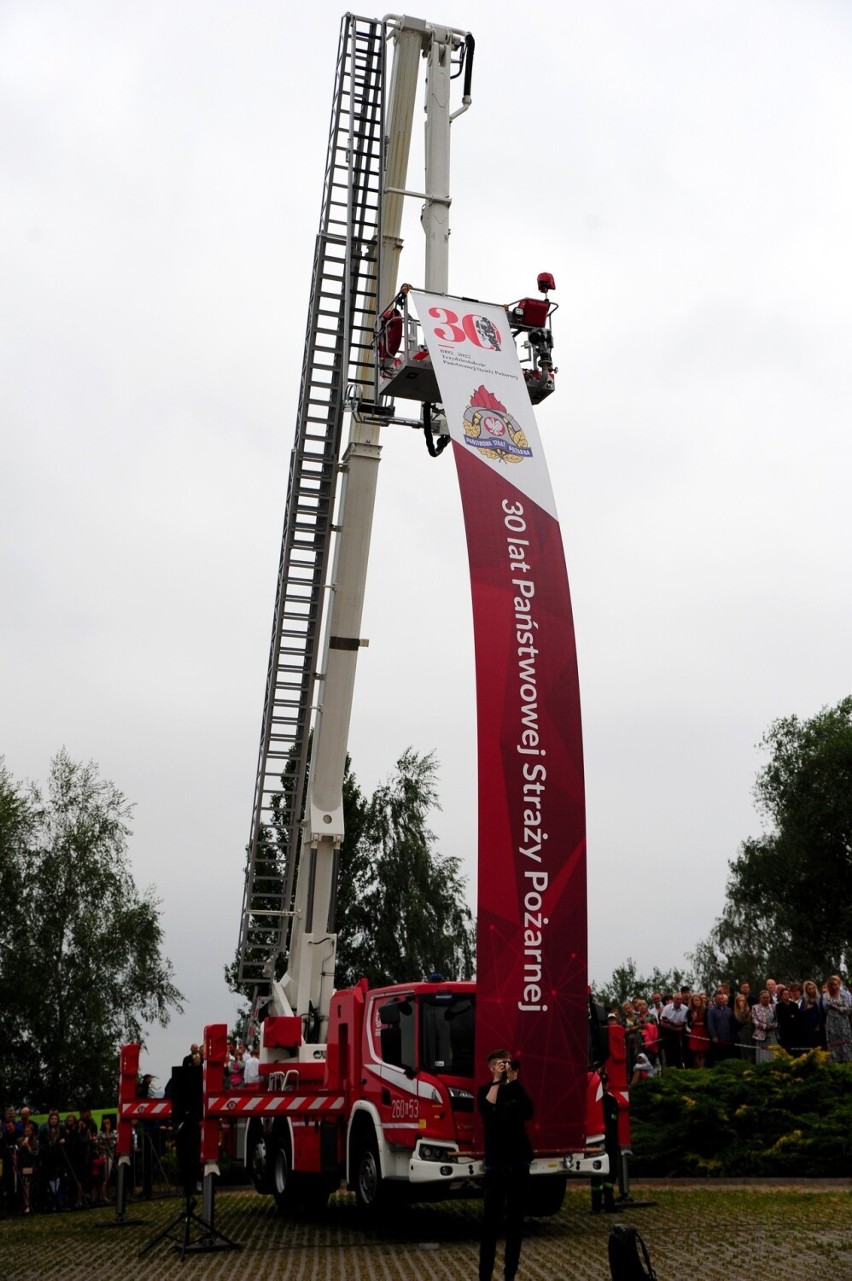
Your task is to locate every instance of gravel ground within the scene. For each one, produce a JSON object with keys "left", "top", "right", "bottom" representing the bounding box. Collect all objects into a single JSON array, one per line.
[{"left": 1, "top": 1183, "right": 850, "bottom": 1280}]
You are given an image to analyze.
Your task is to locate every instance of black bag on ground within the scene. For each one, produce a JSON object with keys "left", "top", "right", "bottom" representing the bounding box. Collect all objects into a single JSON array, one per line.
[{"left": 608, "top": 1223, "right": 657, "bottom": 1280}]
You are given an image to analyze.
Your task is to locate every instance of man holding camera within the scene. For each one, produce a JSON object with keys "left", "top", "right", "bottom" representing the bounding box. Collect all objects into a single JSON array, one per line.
[{"left": 478, "top": 1049, "right": 534, "bottom": 1281}]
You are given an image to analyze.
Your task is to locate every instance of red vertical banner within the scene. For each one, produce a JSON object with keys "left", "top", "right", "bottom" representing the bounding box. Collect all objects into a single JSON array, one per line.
[{"left": 412, "top": 293, "right": 588, "bottom": 1154}]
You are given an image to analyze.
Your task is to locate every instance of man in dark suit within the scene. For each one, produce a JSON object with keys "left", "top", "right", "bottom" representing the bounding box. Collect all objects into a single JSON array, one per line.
[{"left": 478, "top": 1050, "right": 534, "bottom": 1281}]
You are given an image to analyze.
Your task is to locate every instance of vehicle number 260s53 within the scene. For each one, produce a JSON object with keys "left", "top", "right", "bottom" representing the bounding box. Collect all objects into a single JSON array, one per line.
[{"left": 391, "top": 1097, "right": 419, "bottom": 1120}]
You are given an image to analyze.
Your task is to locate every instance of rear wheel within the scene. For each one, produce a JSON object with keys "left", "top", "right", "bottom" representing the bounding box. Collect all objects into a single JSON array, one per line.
[
  {"left": 271, "top": 1133, "right": 295, "bottom": 1213},
  {"left": 250, "top": 1121, "right": 273, "bottom": 1194},
  {"left": 271, "top": 1130, "right": 335, "bottom": 1215}
]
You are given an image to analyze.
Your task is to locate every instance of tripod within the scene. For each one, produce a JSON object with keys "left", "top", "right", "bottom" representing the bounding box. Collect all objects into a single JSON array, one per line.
[
  {"left": 137, "top": 1189, "right": 241, "bottom": 1261},
  {"left": 137, "top": 1121, "right": 240, "bottom": 1261}
]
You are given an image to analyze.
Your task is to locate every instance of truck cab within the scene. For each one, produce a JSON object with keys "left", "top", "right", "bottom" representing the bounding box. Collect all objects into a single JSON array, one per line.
[
  {"left": 324, "top": 979, "right": 610, "bottom": 1216},
  {"left": 333, "top": 980, "right": 474, "bottom": 1210}
]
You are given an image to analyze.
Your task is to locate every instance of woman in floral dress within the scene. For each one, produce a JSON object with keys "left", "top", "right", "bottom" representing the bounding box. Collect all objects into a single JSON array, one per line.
[
  {"left": 751, "top": 989, "right": 777, "bottom": 1063},
  {"left": 823, "top": 975, "right": 852, "bottom": 1063}
]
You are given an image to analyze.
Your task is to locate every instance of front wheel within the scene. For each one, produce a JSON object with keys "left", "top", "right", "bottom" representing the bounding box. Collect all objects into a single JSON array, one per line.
[
  {"left": 351, "top": 1127, "right": 399, "bottom": 1215},
  {"left": 272, "top": 1133, "right": 294, "bottom": 1213},
  {"left": 354, "top": 1132, "right": 381, "bottom": 1212}
]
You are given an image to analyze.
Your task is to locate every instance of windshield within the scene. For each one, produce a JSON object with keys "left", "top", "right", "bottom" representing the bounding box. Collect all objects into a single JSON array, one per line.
[{"left": 420, "top": 994, "right": 475, "bottom": 1078}]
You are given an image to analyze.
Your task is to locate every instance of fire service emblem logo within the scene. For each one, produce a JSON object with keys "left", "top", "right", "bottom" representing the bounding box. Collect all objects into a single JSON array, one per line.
[
  {"left": 463, "top": 386, "right": 532, "bottom": 464},
  {"left": 473, "top": 316, "right": 502, "bottom": 350}
]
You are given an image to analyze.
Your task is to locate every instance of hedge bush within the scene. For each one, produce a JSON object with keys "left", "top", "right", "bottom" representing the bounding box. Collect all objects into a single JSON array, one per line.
[{"left": 629, "top": 1050, "right": 852, "bottom": 1177}]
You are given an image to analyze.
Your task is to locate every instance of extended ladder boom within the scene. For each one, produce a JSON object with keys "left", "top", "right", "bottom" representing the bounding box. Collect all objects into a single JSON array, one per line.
[{"left": 237, "top": 14, "right": 473, "bottom": 1048}]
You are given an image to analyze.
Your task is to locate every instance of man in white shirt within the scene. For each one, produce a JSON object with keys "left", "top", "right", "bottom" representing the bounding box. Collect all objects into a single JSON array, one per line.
[
  {"left": 659, "top": 993, "right": 688, "bottom": 1069},
  {"left": 243, "top": 1047, "right": 261, "bottom": 1087}
]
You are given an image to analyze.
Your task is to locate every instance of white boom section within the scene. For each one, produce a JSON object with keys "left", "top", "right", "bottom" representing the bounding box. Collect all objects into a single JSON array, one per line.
[
  {"left": 423, "top": 24, "right": 453, "bottom": 293},
  {"left": 268, "top": 15, "right": 471, "bottom": 1052}
]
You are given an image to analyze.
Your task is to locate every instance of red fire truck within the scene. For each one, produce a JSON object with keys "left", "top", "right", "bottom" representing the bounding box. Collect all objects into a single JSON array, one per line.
[{"left": 116, "top": 11, "right": 629, "bottom": 1223}]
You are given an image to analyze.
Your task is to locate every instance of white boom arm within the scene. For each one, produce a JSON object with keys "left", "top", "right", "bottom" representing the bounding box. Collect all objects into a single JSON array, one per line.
[{"left": 267, "top": 15, "right": 471, "bottom": 1051}]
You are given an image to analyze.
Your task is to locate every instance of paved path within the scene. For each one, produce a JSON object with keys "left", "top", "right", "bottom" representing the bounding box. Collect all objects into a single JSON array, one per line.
[{"left": 1, "top": 1183, "right": 850, "bottom": 1280}]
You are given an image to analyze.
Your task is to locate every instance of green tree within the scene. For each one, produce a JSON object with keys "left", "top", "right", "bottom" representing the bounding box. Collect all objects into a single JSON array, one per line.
[
  {"left": 337, "top": 748, "right": 475, "bottom": 986},
  {"left": 229, "top": 747, "right": 475, "bottom": 999},
  {"left": 692, "top": 698, "right": 852, "bottom": 987},
  {"left": 592, "top": 957, "right": 694, "bottom": 1011},
  {"left": 0, "top": 751, "right": 183, "bottom": 1110}
]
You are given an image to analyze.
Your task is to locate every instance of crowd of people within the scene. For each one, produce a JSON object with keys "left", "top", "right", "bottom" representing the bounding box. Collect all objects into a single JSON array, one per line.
[
  {"left": 1, "top": 1106, "right": 117, "bottom": 1216},
  {"left": 610, "top": 975, "right": 852, "bottom": 1083},
  {"left": 0, "top": 1038, "right": 245, "bottom": 1218},
  {"left": 140, "top": 1037, "right": 261, "bottom": 1091}
]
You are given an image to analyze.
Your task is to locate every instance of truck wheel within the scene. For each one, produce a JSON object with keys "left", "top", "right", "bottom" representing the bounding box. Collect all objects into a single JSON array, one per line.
[
  {"left": 272, "top": 1133, "right": 295, "bottom": 1213},
  {"left": 352, "top": 1130, "right": 384, "bottom": 1214},
  {"left": 526, "top": 1174, "right": 566, "bottom": 1217},
  {"left": 250, "top": 1121, "right": 272, "bottom": 1194}
]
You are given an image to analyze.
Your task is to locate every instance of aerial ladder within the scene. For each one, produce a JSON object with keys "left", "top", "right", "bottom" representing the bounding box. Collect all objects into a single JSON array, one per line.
[{"left": 236, "top": 11, "right": 476, "bottom": 1060}]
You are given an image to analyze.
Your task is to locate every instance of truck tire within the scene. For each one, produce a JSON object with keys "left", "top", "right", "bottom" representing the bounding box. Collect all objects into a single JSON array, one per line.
[
  {"left": 271, "top": 1132, "right": 295, "bottom": 1213},
  {"left": 526, "top": 1173, "right": 566, "bottom": 1217},
  {"left": 351, "top": 1127, "right": 387, "bottom": 1215},
  {"left": 249, "top": 1121, "right": 273, "bottom": 1195}
]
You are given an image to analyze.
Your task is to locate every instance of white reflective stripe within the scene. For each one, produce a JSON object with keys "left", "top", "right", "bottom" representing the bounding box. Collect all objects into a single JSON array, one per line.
[
  {"left": 381, "top": 1122, "right": 421, "bottom": 1131},
  {"left": 287, "top": 1097, "right": 340, "bottom": 1110},
  {"left": 379, "top": 1069, "right": 418, "bottom": 1098},
  {"left": 205, "top": 1093, "right": 345, "bottom": 1114}
]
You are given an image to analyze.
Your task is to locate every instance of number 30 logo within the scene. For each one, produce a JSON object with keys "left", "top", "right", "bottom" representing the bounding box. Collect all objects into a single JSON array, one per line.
[{"left": 429, "top": 306, "right": 502, "bottom": 352}]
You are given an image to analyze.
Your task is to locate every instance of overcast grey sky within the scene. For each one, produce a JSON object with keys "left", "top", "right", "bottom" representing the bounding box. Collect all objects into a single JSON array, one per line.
[{"left": 3, "top": 0, "right": 851, "bottom": 1080}]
